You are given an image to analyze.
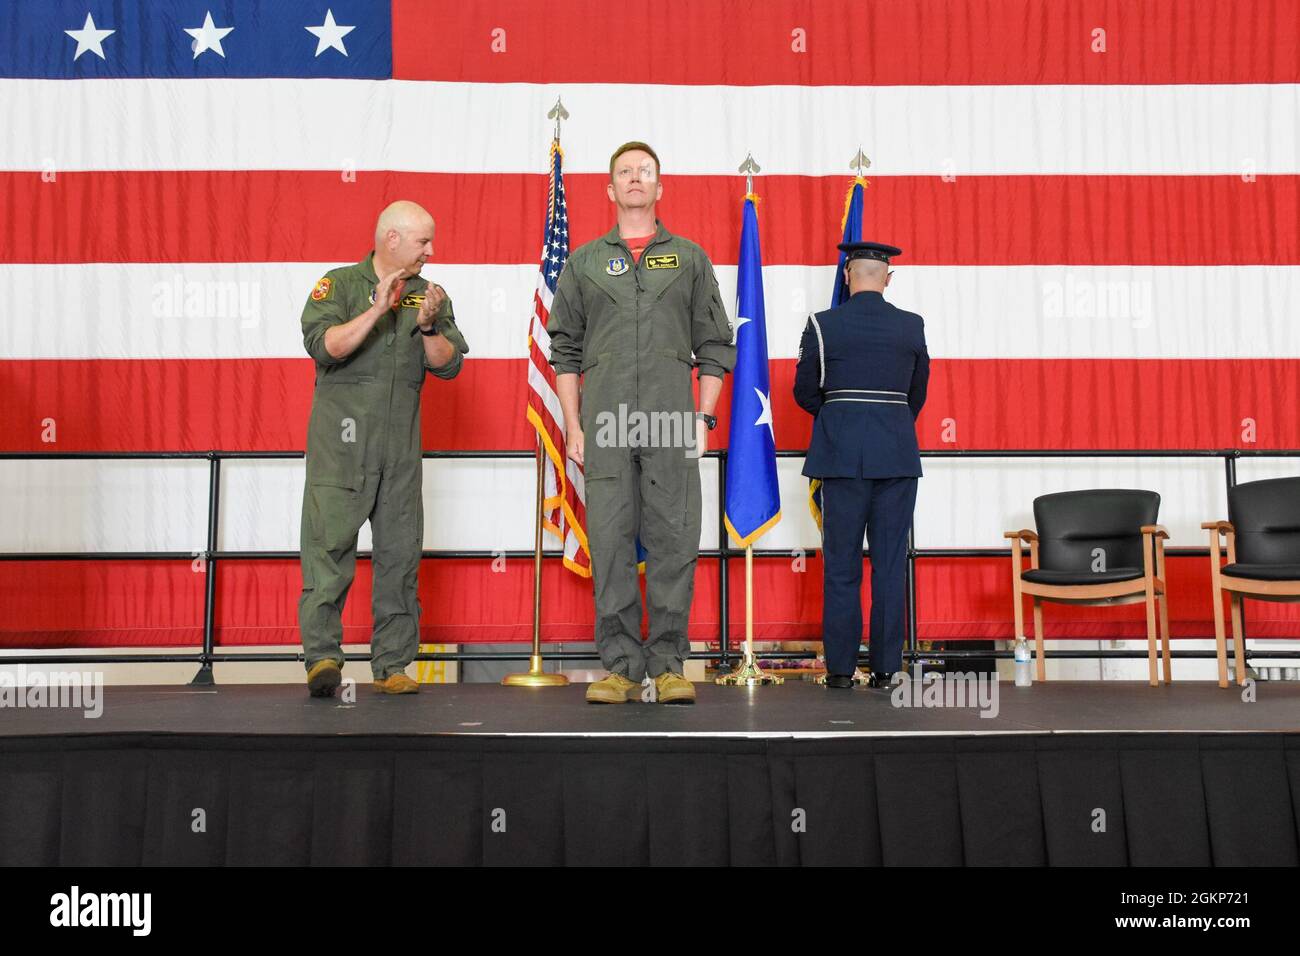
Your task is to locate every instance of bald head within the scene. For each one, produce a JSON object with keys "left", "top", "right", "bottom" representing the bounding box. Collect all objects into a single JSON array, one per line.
[
  {"left": 846, "top": 258, "right": 890, "bottom": 294},
  {"left": 374, "top": 200, "right": 435, "bottom": 278},
  {"left": 375, "top": 200, "right": 434, "bottom": 246}
]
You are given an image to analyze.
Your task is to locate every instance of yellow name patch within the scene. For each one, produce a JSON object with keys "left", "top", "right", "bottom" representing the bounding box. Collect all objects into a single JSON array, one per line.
[
  {"left": 645, "top": 254, "right": 679, "bottom": 270},
  {"left": 400, "top": 293, "right": 426, "bottom": 308}
]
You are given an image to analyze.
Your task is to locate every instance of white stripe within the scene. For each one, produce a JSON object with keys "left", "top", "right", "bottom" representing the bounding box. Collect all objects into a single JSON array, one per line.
[
  {"left": 6, "top": 263, "right": 1300, "bottom": 361},
  {"left": 529, "top": 310, "right": 551, "bottom": 356},
  {"left": 8, "top": 456, "right": 1300, "bottom": 554},
  {"left": 0, "top": 262, "right": 538, "bottom": 361},
  {"left": 2, "top": 80, "right": 1297, "bottom": 175},
  {"left": 566, "top": 453, "right": 586, "bottom": 501},
  {"left": 526, "top": 355, "right": 567, "bottom": 433},
  {"left": 0, "top": 457, "right": 714, "bottom": 552},
  {"left": 529, "top": 289, "right": 553, "bottom": 357},
  {"left": 536, "top": 276, "right": 555, "bottom": 314},
  {"left": 913, "top": 457, "right": 1232, "bottom": 549}
]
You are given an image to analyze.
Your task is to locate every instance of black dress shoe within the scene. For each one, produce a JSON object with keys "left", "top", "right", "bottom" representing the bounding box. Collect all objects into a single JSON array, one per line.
[
  {"left": 867, "top": 671, "right": 895, "bottom": 689},
  {"left": 824, "top": 673, "right": 855, "bottom": 689}
]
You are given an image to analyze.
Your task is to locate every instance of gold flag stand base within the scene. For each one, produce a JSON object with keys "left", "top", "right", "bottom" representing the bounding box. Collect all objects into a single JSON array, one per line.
[
  {"left": 715, "top": 652, "right": 784, "bottom": 687},
  {"left": 715, "top": 544, "right": 783, "bottom": 686},
  {"left": 502, "top": 655, "right": 570, "bottom": 687}
]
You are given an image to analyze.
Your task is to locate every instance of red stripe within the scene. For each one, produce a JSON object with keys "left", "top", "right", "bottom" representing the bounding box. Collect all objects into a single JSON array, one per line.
[
  {"left": 5, "top": 171, "right": 1298, "bottom": 266},
  {"left": 4, "top": 555, "right": 1298, "bottom": 648},
  {"left": 910, "top": 556, "right": 1300, "bottom": 640},
  {"left": 0, "top": 560, "right": 204, "bottom": 648},
  {"left": 3, "top": 358, "right": 1298, "bottom": 453},
  {"left": 392, "top": 0, "right": 1300, "bottom": 86}
]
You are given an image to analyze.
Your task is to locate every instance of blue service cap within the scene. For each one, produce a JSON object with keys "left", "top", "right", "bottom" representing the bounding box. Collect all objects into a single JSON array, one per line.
[{"left": 838, "top": 241, "right": 902, "bottom": 263}]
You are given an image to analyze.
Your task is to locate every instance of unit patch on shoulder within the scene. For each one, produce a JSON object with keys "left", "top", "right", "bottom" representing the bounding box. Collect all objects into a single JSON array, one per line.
[
  {"left": 311, "top": 277, "right": 333, "bottom": 301},
  {"left": 645, "top": 254, "right": 679, "bottom": 270}
]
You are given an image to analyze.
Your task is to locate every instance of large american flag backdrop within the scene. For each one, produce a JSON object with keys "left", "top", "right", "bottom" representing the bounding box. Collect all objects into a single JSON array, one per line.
[{"left": 2, "top": 1, "right": 1299, "bottom": 653}]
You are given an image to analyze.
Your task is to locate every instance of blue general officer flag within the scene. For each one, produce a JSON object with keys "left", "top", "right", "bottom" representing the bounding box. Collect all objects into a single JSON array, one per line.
[
  {"left": 723, "top": 195, "right": 781, "bottom": 546},
  {"left": 830, "top": 176, "right": 867, "bottom": 306},
  {"left": 812, "top": 175, "right": 868, "bottom": 534}
]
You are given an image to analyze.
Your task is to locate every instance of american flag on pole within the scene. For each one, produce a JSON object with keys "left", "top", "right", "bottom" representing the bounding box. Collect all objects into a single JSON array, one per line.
[{"left": 526, "top": 141, "right": 591, "bottom": 577}]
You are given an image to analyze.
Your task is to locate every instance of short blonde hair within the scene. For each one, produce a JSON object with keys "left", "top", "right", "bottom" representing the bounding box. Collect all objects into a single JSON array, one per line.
[{"left": 609, "top": 141, "right": 661, "bottom": 179}]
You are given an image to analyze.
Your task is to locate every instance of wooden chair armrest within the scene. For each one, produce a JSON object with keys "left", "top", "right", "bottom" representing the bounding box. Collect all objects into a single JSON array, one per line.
[
  {"left": 1200, "top": 520, "right": 1234, "bottom": 534},
  {"left": 1140, "top": 524, "right": 1170, "bottom": 539},
  {"left": 1003, "top": 529, "right": 1039, "bottom": 541}
]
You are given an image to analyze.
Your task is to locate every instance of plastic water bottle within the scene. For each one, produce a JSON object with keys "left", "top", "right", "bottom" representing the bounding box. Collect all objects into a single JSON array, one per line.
[{"left": 1014, "top": 637, "right": 1032, "bottom": 687}]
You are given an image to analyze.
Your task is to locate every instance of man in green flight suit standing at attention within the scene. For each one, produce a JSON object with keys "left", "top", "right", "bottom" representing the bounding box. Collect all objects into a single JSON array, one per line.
[
  {"left": 549, "top": 142, "right": 736, "bottom": 705},
  {"left": 298, "top": 200, "right": 470, "bottom": 697}
]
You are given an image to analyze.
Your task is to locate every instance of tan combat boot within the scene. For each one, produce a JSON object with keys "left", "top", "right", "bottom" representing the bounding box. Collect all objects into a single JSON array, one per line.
[
  {"left": 306, "top": 659, "right": 342, "bottom": 698},
  {"left": 585, "top": 672, "right": 640, "bottom": 704},
  {"left": 373, "top": 673, "right": 420, "bottom": 694},
  {"left": 654, "top": 671, "right": 696, "bottom": 705}
]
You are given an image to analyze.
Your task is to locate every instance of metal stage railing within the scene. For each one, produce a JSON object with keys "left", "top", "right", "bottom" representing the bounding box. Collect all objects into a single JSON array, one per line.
[{"left": 3, "top": 448, "right": 1300, "bottom": 682}]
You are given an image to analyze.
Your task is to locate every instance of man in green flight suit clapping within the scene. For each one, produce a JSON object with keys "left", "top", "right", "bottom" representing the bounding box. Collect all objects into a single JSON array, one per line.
[{"left": 297, "top": 201, "right": 469, "bottom": 697}]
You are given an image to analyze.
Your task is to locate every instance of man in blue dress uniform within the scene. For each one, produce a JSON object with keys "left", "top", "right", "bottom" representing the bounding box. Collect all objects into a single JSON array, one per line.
[{"left": 794, "top": 241, "right": 930, "bottom": 689}]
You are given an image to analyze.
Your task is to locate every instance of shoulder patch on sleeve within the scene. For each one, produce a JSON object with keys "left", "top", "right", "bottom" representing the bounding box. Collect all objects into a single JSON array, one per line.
[{"left": 311, "top": 277, "right": 333, "bottom": 302}]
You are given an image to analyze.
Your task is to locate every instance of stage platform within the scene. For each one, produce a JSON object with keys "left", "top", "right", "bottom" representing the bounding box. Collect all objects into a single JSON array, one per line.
[
  {"left": 4, "top": 679, "right": 1300, "bottom": 737},
  {"left": 2, "top": 682, "right": 1298, "bottom": 866}
]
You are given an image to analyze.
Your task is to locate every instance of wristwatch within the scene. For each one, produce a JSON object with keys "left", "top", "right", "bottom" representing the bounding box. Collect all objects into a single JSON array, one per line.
[
  {"left": 698, "top": 413, "right": 718, "bottom": 431},
  {"left": 417, "top": 324, "right": 438, "bottom": 337}
]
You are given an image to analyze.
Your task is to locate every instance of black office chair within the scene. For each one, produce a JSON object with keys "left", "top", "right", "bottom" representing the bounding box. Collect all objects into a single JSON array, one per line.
[
  {"left": 1203, "top": 476, "right": 1300, "bottom": 688},
  {"left": 1005, "top": 489, "right": 1170, "bottom": 686}
]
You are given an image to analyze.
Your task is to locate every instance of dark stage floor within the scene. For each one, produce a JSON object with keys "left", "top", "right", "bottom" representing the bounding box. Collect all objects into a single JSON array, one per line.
[
  {"left": 5, "top": 679, "right": 1299, "bottom": 737},
  {"left": 5, "top": 680, "right": 1300, "bottom": 866}
]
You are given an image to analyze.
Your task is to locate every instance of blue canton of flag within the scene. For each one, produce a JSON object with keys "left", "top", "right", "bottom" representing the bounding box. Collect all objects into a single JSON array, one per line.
[
  {"left": 540, "top": 147, "right": 569, "bottom": 288},
  {"left": 723, "top": 195, "right": 781, "bottom": 546},
  {"left": 1, "top": 2, "right": 392, "bottom": 79}
]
